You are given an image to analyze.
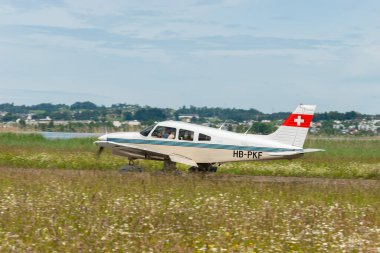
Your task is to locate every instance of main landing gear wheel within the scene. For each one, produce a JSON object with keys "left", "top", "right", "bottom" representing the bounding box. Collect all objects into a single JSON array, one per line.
[
  {"left": 160, "top": 160, "right": 181, "bottom": 175},
  {"left": 189, "top": 164, "right": 218, "bottom": 173},
  {"left": 119, "top": 159, "right": 144, "bottom": 173}
]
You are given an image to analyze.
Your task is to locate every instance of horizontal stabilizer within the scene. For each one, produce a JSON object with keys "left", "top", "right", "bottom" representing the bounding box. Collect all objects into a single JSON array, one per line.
[
  {"left": 269, "top": 148, "right": 324, "bottom": 157},
  {"left": 269, "top": 151, "right": 303, "bottom": 156},
  {"left": 302, "top": 148, "right": 325, "bottom": 153},
  {"left": 169, "top": 154, "right": 198, "bottom": 167}
]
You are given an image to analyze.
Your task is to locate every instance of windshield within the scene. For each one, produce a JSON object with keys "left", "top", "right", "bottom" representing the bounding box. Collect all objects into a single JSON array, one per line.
[{"left": 140, "top": 124, "right": 156, "bottom": 137}]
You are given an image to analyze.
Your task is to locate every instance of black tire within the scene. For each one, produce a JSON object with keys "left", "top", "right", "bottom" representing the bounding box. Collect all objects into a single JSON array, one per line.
[
  {"left": 119, "top": 165, "right": 143, "bottom": 173},
  {"left": 188, "top": 166, "right": 198, "bottom": 173},
  {"left": 188, "top": 165, "right": 217, "bottom": 173},
  {"left": 209, "top": 166, "right": 217, "bottom": 173}
]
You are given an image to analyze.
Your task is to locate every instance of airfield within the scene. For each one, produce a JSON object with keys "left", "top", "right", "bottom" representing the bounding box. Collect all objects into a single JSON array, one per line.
[{"left": 0, "top": 133, "right": 379, "bottom": 252}]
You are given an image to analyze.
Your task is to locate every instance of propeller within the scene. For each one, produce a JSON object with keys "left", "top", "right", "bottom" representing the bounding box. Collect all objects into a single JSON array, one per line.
[
  {"left": 96, "top": 146, "right": 104, "bottom": 159},
  {"left": 96, "top": 121, "right": 108, "bottom": 159}
]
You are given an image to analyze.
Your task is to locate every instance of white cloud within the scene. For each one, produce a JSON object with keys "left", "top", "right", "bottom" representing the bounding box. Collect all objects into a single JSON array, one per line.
[
  {"left": 0, "top": 4, "right": 16, "bottom": 14},
  {"left": 111, "top": 20, "right": 244, "bottom": 39},
  {"left": 63, "top": 0, "right": 126, "bottom": 16},
  {"left": 192, "top": 48, "right": 339, "bottom": 66},
  {"left": 97, "top": 47, "right": 173, "bottom": 62},
  {"left": 0, "top": 6, "right": 92, "bottom": 29},
  {"left": 0, "top": 0, "right": 379, "bottom": 113},
  {"left": 61, "top": 0, "right": 252, "bottom": 39},
  {"left": 340, "top": 43, "right": 380, "bottom": 79},
  {"left": 0, "top": 33, "right": 173, "bottom": 63}
]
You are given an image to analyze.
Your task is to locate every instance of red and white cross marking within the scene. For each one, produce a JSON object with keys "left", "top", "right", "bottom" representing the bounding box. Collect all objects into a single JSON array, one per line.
[
  {"left": 282, "top": 114, "right": 313, "bottom": 128},
  {"left": 294, "top": 115, "right": 304, "bottom": 126}
]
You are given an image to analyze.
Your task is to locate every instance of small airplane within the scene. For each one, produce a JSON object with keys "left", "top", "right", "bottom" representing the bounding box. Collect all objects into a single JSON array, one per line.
[{"left": 95, "top": 104, "right": 323, "bottom": 172}]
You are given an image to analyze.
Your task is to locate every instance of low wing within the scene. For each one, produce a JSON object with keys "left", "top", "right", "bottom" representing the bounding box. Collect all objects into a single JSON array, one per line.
[
  {"left": 95, "top": 141, "right": 198, "bottom": 167},
  {"left": 269, "top": 148, "right": 325, "bottom": 157},
  {"left": 169, "top": 154, "right": 198, "bottom": 167},
  {"left": 96, "top": 140, "right": 168, "bottom": 158}
]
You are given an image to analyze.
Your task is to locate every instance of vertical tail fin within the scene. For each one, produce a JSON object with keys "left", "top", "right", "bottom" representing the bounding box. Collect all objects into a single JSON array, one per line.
[{"left": 268, "top": 105, "right": 316, "bottom": 147}]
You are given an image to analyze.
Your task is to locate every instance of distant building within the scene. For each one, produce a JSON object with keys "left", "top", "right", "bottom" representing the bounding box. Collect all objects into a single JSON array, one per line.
[
  {"left": 310, "top": 122, "right": 320, "bottom": 133},
  {"left": 178, "top": 114, "right": 199, "bottom": 123},
  {"left": 358, "top": 120, "right": 378, "bottom": 132},
  {"left": 38, "top": 116, "right": 52, "bottom": 124},
  {"left": 309, "top": 127, "right": 318, "bottom": 133},
  {"left": 113, "top": 121, "right": 122, "bottom": 128},
  {"left": 333, "top": 123, "right": 344, "bottom": 130},
  {"left": 125, "top": 120, "right": 141, "bottom": 127}
]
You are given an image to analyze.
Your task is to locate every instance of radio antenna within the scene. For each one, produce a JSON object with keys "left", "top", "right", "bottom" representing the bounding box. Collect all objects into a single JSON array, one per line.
[
  {"left": 244, "top": 123, "right": 253, "bottom": 135},
  {"left": 219, "top": 121, "right": 227, "bottom": 130}
]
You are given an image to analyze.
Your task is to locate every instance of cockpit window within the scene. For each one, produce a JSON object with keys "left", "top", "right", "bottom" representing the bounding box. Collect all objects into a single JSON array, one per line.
[
  {"left": 140, "top": 124, "right": 156, "bottom": 137},
  {"left": 179, "top": 129, "right": 194, "bottom": 141},
  {"left": 198, "top": 133, "right": 211, "bottom": 141},
  {"left": 151, "top": 126, "right": 176, "bottom": 139}
]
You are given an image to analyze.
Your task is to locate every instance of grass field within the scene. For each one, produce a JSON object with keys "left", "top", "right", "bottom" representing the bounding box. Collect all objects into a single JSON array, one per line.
[
  {"left": 0, "top": 133, "right": 379, "bottom": 179},
  {"left": 0, "top": 133, "right": 379, "bottom": 252},
  {"left": 0, "top": 168, "right": 379, "bottom": 252}
]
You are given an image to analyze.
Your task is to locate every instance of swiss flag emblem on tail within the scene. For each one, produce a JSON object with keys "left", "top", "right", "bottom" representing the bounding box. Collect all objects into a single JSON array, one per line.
[
  {"left": 269, "top": 105, "right": 316, "bottom": 147},
  {"left": 282, "top": 114, "right": 313, "bottom": 128}
]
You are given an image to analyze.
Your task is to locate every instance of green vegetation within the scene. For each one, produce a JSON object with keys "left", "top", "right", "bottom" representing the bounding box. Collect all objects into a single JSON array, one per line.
[
  {"left": 1, "top": 102, "right": 377, "bottom": 123},
  {"left": 221, "top": 138, "right": 380, "bottom": 179},
  {"left": 0, "top": 133, "right": 379, "bottom": 179},
  {"left": 0, "top": 168, "right": 378, "bottom": 252},
  {"left": 0, "top": 133, "right": 379, "bottom": 251},
  {"left": 1, "top": 102, "right": 379, "bottom": 136},
  {"left": 176, "top": 105, "right": 262, "bottom": 121},
  {"left": 0, "top": 132, "right": 94, "bottom": 151}
]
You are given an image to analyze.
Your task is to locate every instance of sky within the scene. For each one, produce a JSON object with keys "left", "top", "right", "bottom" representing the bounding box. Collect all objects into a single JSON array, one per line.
[{"left": 0, "top": 0, "right": 379, "bottom": 114}]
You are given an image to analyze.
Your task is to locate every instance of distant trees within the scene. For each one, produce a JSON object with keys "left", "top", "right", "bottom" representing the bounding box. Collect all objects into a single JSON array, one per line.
[
  {"left": 18, "top": 119, "right": 26, "bottom": 128},
  {"left": 313, "top": 111, "right": 362, "bottom": 121},
  {"left": 135, "top": 108, "right": 167, "bottom": 122},
  {"left": 0, "top": 103, "right": 28, "bottom": 114},
  {"left": 0, "top": 102, "right": 375, "bottom": 125},
  {"left": 70, "top": 101, "right": 98, "bottom": 110},
  {"left": 176, "top": 106, "right": 262, "bottom": 121},
  {"left": 124, "top": 112, "right": 133, "bottom": 120},
  {"left": 1, "top": 113, "right": 17, "bottom": 122},
  {"left": 249, "top": 122, "right": 277, "bottom": 135},
  {"left": 29, "top": 103, "right": 68, "bottom": 112},
  {"left": 73, "top": 110, "right": 100, "bottom": 121},
  {"left": 51, "top": 111, "right": 72, "bottom": 121},
  {"left": 265, "top": 112, "right": 291, "bottom": 120},
  {"left": 235, "top": 122, "right": 277, "bottom": 134},
  {"left": 0, "top": 103, "right": 14, "bottom": 111}
]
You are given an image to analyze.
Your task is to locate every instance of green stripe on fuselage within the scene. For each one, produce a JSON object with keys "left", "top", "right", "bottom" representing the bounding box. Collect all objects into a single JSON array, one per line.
[{"left": 107, "top": 138, "right": 294, "bottom": 152}]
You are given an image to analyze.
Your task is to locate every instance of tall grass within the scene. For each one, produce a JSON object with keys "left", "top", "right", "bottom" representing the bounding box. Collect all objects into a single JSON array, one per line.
[
  {"left": 0, "top": 133, "right": 379, "bottom": 251},
  {"left": 0, "top": 132, "right": 95, "bottom": 151},
  {"left": 305, "top": 138, "right": 380, "bottom": 163},
  {"left": 0, "top": 168, "right": 378, "bottom": 252},
  {"left": 219, "top": 139, "right": 380, "bottom": 179},
  {"left": 0, "top": 133, "right": 379, "bottom": 179}
]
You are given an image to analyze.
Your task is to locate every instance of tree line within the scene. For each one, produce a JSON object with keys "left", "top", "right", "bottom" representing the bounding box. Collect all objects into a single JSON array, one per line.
[{"left": 0, "top": 102, "right": 377, "bottom": 123}]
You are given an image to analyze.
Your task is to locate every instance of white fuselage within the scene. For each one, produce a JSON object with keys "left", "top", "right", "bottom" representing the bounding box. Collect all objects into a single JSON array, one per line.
[{"left": 101, "top": 121, "right": 302, "bottom": 164}]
